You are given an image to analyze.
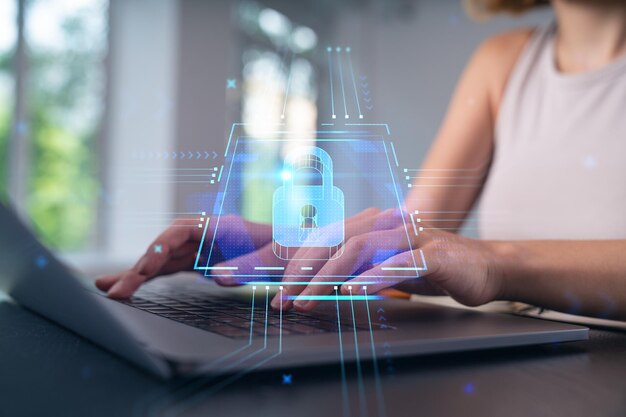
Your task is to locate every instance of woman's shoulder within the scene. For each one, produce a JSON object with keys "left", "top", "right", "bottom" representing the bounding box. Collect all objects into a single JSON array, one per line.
[
  {"left": 479, "top": 27, "right": 535, "bottom": 56},
  {"left": 475, "top": 27, "right": 535, "bottom": 75},
  {"left": 470, "top": 27, "right": 536, "bottom": 115}
]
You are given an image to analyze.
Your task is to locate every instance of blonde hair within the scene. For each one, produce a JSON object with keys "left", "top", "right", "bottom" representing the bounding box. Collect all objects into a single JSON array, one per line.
[{"left": 464, "top": 0, "right": 550, "bottom": 20}]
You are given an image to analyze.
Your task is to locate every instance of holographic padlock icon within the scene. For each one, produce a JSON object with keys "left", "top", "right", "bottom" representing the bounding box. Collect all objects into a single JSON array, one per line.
[{"left": 272, "top": 146, "right": 345, "bottom": 260}]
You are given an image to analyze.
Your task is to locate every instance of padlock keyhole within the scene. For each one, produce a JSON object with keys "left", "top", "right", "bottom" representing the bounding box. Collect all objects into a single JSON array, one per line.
[{"left": 300, "top": 204, "right": 318, "bottom": 229}]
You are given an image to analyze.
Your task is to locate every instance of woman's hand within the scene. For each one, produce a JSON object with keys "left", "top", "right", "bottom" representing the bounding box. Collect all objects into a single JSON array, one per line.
[
  {"left": 209, "top": 207, "right": 395, "bottom": 286},
  {"left": 95, "top": 215, "right": 272, "bottom": 298},
  {"left": 269, "top": 207, "right": 408, "bottom": 309},
  {"left": 272, "top": 209, "right": 505, "bottom": 312}
]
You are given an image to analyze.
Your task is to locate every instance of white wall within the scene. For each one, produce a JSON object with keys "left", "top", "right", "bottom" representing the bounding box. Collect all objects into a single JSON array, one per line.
[
  {"left": 104, "top": 0, "right": 180, "bottom": 262},
  {"left": 333, "top": 0, "right": 552, "bottom": 168}
]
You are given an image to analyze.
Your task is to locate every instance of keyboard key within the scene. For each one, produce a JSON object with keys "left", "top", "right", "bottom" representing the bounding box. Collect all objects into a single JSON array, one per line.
[{"left": 120, "top": 292, "right": 390, "bottom": 339}]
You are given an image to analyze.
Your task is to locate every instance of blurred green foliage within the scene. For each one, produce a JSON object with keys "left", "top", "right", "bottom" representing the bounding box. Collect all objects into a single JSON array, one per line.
[
  {"left": 27, "top": 10, "right": 103, "bottom": 250},
  {"left": 0, "top": 111, "right": 8, "bottom": 202},
  {"left": 0, "top": 1, "right": 105, "bottom": 250},
  {"left": 0, "top": 52, "right": 10, "bottom": 201},
  {"left": 28, "top": 107, "right": 99, "bottom": 250}
]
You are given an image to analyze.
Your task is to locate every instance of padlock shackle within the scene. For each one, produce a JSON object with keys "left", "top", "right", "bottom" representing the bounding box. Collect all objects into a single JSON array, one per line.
[{"left": 281, "top": 146, "right": 334, "bottom": 199}]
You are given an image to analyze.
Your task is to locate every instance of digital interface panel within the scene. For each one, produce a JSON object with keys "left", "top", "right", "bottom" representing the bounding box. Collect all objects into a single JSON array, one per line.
[{"left": 193, "top": 124, "right": 427, "bottom": 283}]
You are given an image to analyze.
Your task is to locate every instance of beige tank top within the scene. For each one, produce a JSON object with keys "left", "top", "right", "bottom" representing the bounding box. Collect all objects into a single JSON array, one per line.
[{"left": 478, "top": 25, "right": 626, "bottom": 240}]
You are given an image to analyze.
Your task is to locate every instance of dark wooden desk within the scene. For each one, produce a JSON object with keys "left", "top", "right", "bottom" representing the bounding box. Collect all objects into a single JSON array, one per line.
[{"left": 1, "top": 301, "right": 624, "bottom": 417}]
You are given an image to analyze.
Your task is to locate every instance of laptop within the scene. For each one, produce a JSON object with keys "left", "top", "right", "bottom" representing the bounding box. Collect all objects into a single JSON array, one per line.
[{"left": 0, "top": 201, "right": 588, "bottom": 379}]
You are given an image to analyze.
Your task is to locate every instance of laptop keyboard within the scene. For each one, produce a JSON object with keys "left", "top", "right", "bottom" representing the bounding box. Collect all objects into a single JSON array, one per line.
[{"left": 117, "top": 287, "right": 375, "bottom": 339}]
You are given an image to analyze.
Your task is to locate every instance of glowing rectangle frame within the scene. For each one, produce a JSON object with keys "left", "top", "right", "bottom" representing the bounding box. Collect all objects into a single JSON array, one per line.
[{"left": 194, "top": 123, "right": 427, "bottom": 283}]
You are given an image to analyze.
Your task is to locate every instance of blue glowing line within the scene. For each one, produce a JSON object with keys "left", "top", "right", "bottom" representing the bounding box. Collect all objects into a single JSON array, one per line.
[
  {"left": 382, "top": 250, "right": 427, "bottom": 271},
  {"left": 281, "top": 53, "right": 294, "bottom": 119},
  {"left": 236, "top": 133, "right": 378, "bottom": 138},
  {"left": 419, "top": 249, "right": 428, "bottom": 271},
  {"left": 287, "top": 295, "right": 384, "bottom": 301},
  {"left": 198, "top": 271, "right": 417, "bottom": 279},
  {"left": 409, "top": 212, "right": 419, "bottom": 236},
  {"left": 364, "top": 288, "right": 387, "bottom": 417},
  {"left": 253, "top": 266, "right": 285, "bottom": 271},
  {"left": 217, "top": 343, "right": 265, "bottom": 373},
  {"left": 249, "top": 287, "right": 256, "bottom": 345},
  {"left": 404, "top": 174, "right": 487, "bottom": 180},
  {"left": 123, "top": 224, "right": 206, "bottom": 228},
  {"left": 409, "top": 184, "right": 484, "bottom": 188},
  {"left": 279, "top": 288, "right": 283, "bottom": 354},
  {"left": 185, "top": 350, "right": 282, "bottom": 412},
  {"left": 217, "top": 165, "right": 224, "bottom": 182},
  {"left": 206, "top": 266, "right": 238, "bottom": 270},
  {"left": 127, "top": 168, "right": 217, "bottom": 171},
  {"left": 138, "top": 290, "right": 259, "bottom": 417},
  {"left": 327, "top": 48, "right": 336, "bottom": 118},
  {"left": 321, "top": 123, "right": 334, "bottom": 126},
  {"left": 242, "top": 281, "right": 378, "bottom": 285},
  {"left": 300, "top": 266, "right": 313, "bottom": 271},
  {"left": 121, "top": 180, "right": 221, "bottom": 184},
  {"left": 383, "top": 141, "right": 420, "bottom": 276},
  {"left": 210, "top": 321, "right": 278, "bottom": 375},
  {"left": 380, "top": 267, "right": 418, "bottom": 271},
  {"left": 204, "top": 135, "right": 380, "bottom": 275},
  {"left": 236, "top": 137, "right": 379, "bottom": 142},
  {"left": 199, "top": 289, "right": 269, "bottom": 373},
  {"left": 163, "top": 299, "right": 277, "bottom": 417},
  {"left": 232, "top": 137, "right": 386, "bottom": 147},
  {"left": 204, "top": 136, "right": 240, "bottom": 276},
  {"left": 126, "top": 173, "right": 219, "bottom": 177},
  {"left": 390, "top": 141, "right": 399, "bottom": 167},
  {"left": 205, "top": 136, "right": 419, "bottom": 279},
  {"left": 193, "top": 217, "right": 211, "bottom": 270},
  {"left": 336, "top": 48, "right": 349, "bottom": 118},
  {"left": 345, "top": 123, "right": 391, "bottom": 135},
  {"left": 224, "top": 122, "right": 237, "bottom": 157},
  {"left": 346, "top": 47, "right": 363, "bottom": 118},
  {"left": 335, "top": 289, "right": 351, "bottom": 417},
  {"left": 264, "top": 287, "right": 269, "bottom": 350},
  {"left": 404, "top": 167, "right": 485, "bottom": 172},
  {"left": 123, "top": 210, "right": 207, "bottom": 214},
  {"left": 348, "top": 288, "right": 368, "bottom": 417},
  {"left": 213, "top": 333, "right": 267, "bottom": 372}
]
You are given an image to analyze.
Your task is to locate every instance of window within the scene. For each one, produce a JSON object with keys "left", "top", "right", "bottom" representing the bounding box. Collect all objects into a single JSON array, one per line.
[
  {"left": 2, "top": 0, "right": 108, "bottom": 250},
  {"left": 0, "top": 1, "right": 17, "bottom": 199},
  {"left": 237, "top": 2, "right": 319, "bottom": 223}
]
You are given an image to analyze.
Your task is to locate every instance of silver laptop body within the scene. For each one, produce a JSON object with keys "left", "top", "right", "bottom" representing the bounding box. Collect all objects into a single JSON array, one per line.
[{"left": 0, "top": 202, "right": 588, "bottom": 379}]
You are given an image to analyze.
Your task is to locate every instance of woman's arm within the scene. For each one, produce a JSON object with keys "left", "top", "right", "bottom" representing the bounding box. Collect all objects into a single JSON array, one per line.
[
  {"left": 273, "top": 29, "right": 626, "bottom": 318},
  {"left": 494, "top": 240, "right": 626, "bottom": 320},
  {"left": 292, "top": 225, "right": 626, "bottom": 320},
  {"left": 405, "top": 29, "right": 533, "bottom": 231}
]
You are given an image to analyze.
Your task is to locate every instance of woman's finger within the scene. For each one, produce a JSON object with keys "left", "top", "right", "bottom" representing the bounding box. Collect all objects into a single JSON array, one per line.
[
  {"left": 214, "top": 215, "right": 273, "bottom": 248},
  {"left": 274, "top": 208, "right": 377, "bottom": 308},
  {"left": 132, "top": 215, "right": 264, "bottom": 277},
  {"left": 130, "top": 221, "right": 204, "bottom": 277},
  {"left": 341, "top": 248, "right": 440, "bottom": 295},
  {"left": 107, "top": 271, "right": 150, "bottom": 298},
  {"left": 276, "top": 208, "right": 388, "bottom": 309},
  {"left": 282, "top": 207, "right": 383, "bottom": 273},
  {"left": 103, "top": 222, "right": 203, "bottom": 298},
  {"left": 154, "top": 253, "right": 200, "bottom": 276},
  {"left": 291, "top": 227, "right": 411, "bottom": 311},
  {"left": 95, "top": 274, "right": 121, "bottom": 291},
  {"left": 211, "top": 242, "right": 286, "bottom": 286}
]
